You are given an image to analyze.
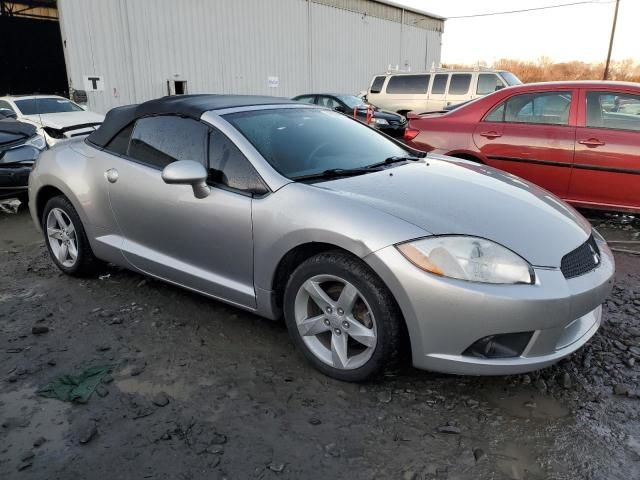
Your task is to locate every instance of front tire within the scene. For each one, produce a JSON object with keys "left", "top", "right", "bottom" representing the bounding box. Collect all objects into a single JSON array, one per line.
[
  {"left": 42, "top": 196, "right": 101, "bottom": 276},
  {"left": 283, "top": 251, "right": 405, "bottom": 382}
]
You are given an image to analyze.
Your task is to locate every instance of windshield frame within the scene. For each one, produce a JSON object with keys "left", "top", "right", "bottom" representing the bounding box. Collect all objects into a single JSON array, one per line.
[{"left": 221, "top": 106, "right": 422, "bottom": 182}]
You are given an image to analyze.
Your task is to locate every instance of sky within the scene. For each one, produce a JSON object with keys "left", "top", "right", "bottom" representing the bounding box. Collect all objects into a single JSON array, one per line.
[{"left": 395, "top": 0, "right": 638, "bottom": 65}]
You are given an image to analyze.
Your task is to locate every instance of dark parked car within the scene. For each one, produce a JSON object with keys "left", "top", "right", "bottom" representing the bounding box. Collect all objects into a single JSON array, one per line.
[
  {"left": 292, "top": 93, "right": 407, "bottom": 137},
  {"left": 0, "top": 113, "right": 45, "bottom": 203}
]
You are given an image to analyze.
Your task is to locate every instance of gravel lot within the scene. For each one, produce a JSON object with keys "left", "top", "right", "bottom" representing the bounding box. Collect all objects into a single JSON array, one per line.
[{"left": 1, "top": 204, "right": 639, "bottom": 480}]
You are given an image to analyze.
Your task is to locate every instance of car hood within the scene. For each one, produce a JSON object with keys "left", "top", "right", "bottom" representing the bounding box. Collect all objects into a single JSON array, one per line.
[
  {"left": 357, "top": 106, "right": 404, "bottom": 121},
  {"left": 23, "top": 111, "right": 105, "bottom": 130},
  {"left": 315, "top": 156, "right": 591, "bottom": 267},
  {"left": 0, "top": 119, "right": 36, "bottom": 147}
]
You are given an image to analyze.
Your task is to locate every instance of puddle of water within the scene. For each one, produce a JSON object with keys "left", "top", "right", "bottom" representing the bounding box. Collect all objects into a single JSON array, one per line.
[
  {"left": 0, "top": 386, "right": 70, "bottom": 470},
  {"left": 582, "top": 209, "right": 640, "bottom": 254},
  {"left": 486, "top": 389, "right": 569, "bottom": 420},
  {"left": 115, "top": 377, "right": 195, "bottom": 402},
  {"left": 495, "top": 443, "right": 546, "bottom": 480}
]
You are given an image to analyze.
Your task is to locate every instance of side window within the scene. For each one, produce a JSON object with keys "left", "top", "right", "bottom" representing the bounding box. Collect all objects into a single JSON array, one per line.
[
  {"left": 448, "top": 74, "right": 472, "bottom": 95},
  {"left": 431, "top": 74, "right": 448, "bottom": 95},
  {"left": 0, "top": 100, "right": 15, "bottom": 112},
  {"left": 504, "top": 92, "right": 572, "bottom": 125},
  {"left": 386, "top": 75, "right": 430, "bottom": 94},
  {"left": 104, "top": 124, "right": 134, "bottom": 156},
  {"left": 295, "top": 96, "right": 316, "bottom": 104},
  {"left": 586, "top": 91, "right": 640, "bottom": 131},
  {"left": 484, "top": 103, "right": 505, "bottom": 122},
  {"left": 370, "top": 76, "right": 386, "bottom": 94},
  {"left": 128, "top": 116, "right": 208, "bottom": 169},
  {"left": 477, "top": 74, "right": 504, "bottom": 95},
  {"left": 208, "top": 129, "right": 267, "bottom": 194}
]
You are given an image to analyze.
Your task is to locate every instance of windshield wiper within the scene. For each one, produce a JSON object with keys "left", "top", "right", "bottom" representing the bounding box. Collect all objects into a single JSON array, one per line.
[
  {"left": 292, "top": 167, "right": 384, "bottom": 181},
  {"left": 365, "top": 155, "right": 422, "bottom": 169}
]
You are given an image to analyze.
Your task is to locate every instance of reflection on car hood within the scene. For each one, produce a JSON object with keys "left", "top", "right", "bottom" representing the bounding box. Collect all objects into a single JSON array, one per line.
[
  {"left": 23, "top": 111, "right": 105, "bottom": 130},
  {"left": 316, "top": 155, "right": 591, "bottom": 267}
]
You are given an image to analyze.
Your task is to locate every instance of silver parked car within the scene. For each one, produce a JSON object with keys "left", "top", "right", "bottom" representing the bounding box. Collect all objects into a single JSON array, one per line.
[{"left": 29, "top": 95, "right": 614, "bottom": 381}]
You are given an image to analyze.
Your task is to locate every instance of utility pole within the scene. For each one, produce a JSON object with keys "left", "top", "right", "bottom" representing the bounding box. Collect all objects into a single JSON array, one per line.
[{"left": 603, "top": 0, "right": 620, "bottom": 80}]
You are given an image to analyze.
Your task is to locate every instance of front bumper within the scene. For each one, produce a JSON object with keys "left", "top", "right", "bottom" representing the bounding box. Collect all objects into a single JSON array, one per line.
[
  {"left": 365, "top": 237, "right": 615, "bottom": 375},
  {"left": 378, "top": 124, "right": 406, "bottom": 138},
  {"left": 0, "top": 163, "right": 32, "bottom": 200}
]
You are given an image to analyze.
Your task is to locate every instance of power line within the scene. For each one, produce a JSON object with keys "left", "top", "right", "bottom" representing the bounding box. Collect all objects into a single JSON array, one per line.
[{"left": 447, "top": 0, "right": 615, "bottom": 19}]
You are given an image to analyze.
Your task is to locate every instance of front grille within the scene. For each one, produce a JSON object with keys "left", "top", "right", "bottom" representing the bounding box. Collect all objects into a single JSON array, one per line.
[{"left": 560, "top": 235, "right": 600, "bottom": 279}]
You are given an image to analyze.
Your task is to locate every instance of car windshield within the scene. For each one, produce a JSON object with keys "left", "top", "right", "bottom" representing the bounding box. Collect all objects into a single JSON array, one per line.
[
  {"left": 224, "top": 108, "right": 409, "bottom": 179},
  {"left": 14, "top": 98, "right": 83, "bottom": 115},
  {"left": 337, "top": 95, "right": 366, "bottom": 109},
  {"left": 500, "top": 72, "right": 522, "bottom": 86}
]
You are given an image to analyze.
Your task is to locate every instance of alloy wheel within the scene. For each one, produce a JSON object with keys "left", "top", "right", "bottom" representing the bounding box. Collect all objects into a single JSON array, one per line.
[
  {"left": 46, "top": 207, "right": 78, "bottom": 268},
  {"left": 294, "top": 274, "right": 377, "bottom": 370}
]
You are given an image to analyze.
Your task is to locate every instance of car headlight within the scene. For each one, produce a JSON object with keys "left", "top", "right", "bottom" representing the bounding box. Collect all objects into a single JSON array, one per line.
[
  {"left": 372, "top": 118, "right": 389, "bottom": 126},
  {"left": 397, "top": 236, "right": 535, "bottom": 284},
  {"left": 25, "top": 134, "right": 46, "bottom": 150}
]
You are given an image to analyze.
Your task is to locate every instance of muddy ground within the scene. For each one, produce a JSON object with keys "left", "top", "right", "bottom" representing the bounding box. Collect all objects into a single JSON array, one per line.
[{"left": 1, "top": 204, "right": 639, "bottom": 480}]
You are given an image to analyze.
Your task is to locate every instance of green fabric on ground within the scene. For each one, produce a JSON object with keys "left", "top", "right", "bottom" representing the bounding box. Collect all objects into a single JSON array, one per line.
[{"left": 37, "top": 365, "right": 115, "bottom": 403}]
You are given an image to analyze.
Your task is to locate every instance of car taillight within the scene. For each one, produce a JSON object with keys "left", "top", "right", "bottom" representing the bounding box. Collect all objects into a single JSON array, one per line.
[{"left": 403, "top": 127, "right": 420, "bottom": 141}]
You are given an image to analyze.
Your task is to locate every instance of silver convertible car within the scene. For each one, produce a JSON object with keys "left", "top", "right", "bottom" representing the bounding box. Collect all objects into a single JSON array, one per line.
[{"left": 29, "top": 95, "right": 614, "bottom": 381}]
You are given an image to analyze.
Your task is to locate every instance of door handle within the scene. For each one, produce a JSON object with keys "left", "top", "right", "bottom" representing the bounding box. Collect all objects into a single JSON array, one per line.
[
  {"left": 578, "top": 138, "right": 605, "bottom": 147},
  {"left": 480, "top": 131, "right": 502, "bottom": 139},
  {"left": 105, "top": 168, "right": 119, "bottom": 183}
]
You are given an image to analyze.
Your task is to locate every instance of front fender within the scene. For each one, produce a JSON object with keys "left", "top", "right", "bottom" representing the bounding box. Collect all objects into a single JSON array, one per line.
[{"left": 251, "top": 183, "right": 428, "bottom": 292}]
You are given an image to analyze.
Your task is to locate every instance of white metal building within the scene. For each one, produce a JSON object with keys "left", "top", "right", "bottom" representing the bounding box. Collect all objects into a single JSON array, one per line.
[{"left": 56, "top": 0, "right": 444, "bottom": 113}]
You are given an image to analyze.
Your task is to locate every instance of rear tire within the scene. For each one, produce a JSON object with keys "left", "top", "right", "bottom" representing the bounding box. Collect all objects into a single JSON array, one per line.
[
  {"left": 42, "top": 196, "right": 102, "bottom": 276},
  {"left": 283, "top": 251, "right": 405, "bottom": 382}
]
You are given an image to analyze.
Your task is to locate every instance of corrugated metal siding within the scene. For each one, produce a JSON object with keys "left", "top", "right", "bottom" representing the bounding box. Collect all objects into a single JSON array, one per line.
[
  {"left": 310, "top": 2, "right": 402, "bottom": 93},
  {"left": 58, "top": 0, "right": 442, "bottom": 113}
]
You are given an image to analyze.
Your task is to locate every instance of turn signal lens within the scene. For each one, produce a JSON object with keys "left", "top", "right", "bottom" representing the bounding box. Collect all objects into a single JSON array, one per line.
[
  {"left": 397, "top": 243, "right": 444, "bottom": 276},
  {"left": 396, "top": 236, "right": 534, "bottom": 284}
]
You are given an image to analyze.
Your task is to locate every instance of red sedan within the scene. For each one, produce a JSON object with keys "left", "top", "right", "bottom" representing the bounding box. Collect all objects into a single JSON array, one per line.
[{"left": 404, "top": 81, "right": 640, "bottom": 213}]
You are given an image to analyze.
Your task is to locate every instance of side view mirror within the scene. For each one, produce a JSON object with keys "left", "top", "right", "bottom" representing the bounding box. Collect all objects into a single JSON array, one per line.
[
  {"left": 161, "top": 160, "right": 210, "bottom": 199},
  {"left": 334, "top": 105, "right": 347, "bottom": 113},
  {"left": 495, "top": 85, "right": 505, "bottom": 91},
  {"left": 0, "top": 108, "right": 17, "bottom": 119}
]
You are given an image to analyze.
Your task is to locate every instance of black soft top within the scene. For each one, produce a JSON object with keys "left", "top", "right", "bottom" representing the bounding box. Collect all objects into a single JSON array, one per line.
[{"left": 88, "top": 94, "right": 297, "bottom": 148}]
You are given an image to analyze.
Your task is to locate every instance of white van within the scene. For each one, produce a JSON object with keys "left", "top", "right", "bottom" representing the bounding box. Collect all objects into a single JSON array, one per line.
[{"left": 366, "top": 69, "right": 522, "bottom": 114}]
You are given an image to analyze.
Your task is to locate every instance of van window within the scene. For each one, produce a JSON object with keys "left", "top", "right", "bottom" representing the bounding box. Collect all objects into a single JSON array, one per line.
[
  {"left": 431, "top": 74, "right": 448, "bottom": 95},
  {"left": 370, "top": 76, "right": 386, "bottom": 94},
  {"left": 386, "top": 75, "right": 430, "bottom": 94},
  {"left": 477, "top": 74, "right": 503, "bottom": 95},
  {"left": 448, "top": 74, "right": 472, "bottom": 95}
]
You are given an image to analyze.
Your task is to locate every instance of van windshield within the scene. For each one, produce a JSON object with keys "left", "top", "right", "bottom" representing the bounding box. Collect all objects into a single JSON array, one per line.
[{"left": 500, "top": 72, "right": 522, "bottom": 86}]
